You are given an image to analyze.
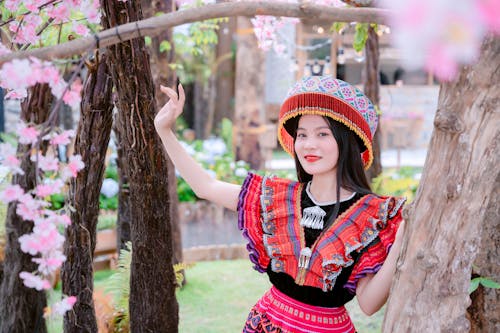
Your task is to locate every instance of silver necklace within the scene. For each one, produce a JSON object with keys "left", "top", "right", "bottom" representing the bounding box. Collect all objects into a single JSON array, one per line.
[{"left": 300, "top": 182, "right": 356, "bottom": 230}]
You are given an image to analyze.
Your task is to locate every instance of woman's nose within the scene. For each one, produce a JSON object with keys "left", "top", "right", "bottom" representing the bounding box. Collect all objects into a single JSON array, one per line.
[{"left": 303, "top": 137, "right": 317, "bottom": 149}]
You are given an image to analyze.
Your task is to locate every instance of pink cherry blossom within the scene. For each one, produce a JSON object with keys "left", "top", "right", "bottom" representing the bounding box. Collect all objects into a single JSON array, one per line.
[
  {"left": 19, "top": 221, "right": 64, "bottom": 255},
  {"left": 19, "top": 272, "right": 51, "bottom": 291},
  {"left": 46, "top": 4, "right": 71, "bottom": 24},
  {"left": 72, "top": 22, "right": 90, "bottom": 37},
  {"left": 81, "top": 0, "right": 101, "bottom": 24},
  {"left": 9, "top": 14, "right": 42, "bottom": 44},
  {"left": 0, "top": 42, "right": 11, "bottom": 56},
  {"left": 5, "top": 89, "right": 28, "bottom": 99},
  {"left": 476, "top": 0, "right": 500, "bottom": 33},
  {"left": 33, "top": 251, "right": 66, "bottom": 275},
  {"left": 44, "top": 210, "right": 71, "bottom": 227},
  {"left": 0, "top": 59, "right": 33, "bottom": 90},
  {"left": 63, "top": 79, "right": 83, "bottom": 108},
  {"left": 35, "top": 180, "right": 64, "bottom": 198},
  {"left": 48, "top": 129, "right": 75, "bottom": 146},
  {"left": 16, "top": 194, "right": 48, "bottom": 221},
  {"left": 23, "top": 0, "right": 49, "bottom": 12},
  {"left": 50, "top": 296, "right": 77, "bottom": 316},
  {"left": 3, "top": 155, "right": 25, "bottom": 175},
  {"left": 61, "top": 155, "right": 85, "bottom": 180},
  {"left": 31, "top": 153, "right": 59, "bottom": 172},
  {"left": 4, "top": 0, "right": 22, "bottom": 12},
  {"left": 0, "top": 184, "right": 25, "bottom": 203},
  {"left": 16, "top": 122, "right": 40, "bottom": 145}
]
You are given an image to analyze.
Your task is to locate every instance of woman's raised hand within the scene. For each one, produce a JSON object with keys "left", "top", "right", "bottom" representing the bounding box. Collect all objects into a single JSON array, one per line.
[{"left": 154, "top": 83, "right": 185, "bottom": 135}]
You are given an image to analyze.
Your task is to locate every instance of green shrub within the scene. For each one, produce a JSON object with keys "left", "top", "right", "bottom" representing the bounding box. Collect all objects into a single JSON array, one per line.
[{"left": 372, "top": 167, "right": 421, "bottom": 202}]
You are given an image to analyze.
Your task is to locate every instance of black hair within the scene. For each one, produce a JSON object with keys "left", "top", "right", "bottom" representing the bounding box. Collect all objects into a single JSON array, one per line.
[{"left": 288, "top": 115, "right": 372, "bottom": 224}]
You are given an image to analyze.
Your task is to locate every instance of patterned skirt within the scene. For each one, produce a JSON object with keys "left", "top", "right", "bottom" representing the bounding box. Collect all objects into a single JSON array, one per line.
[{"left": 243, "top": 287, "right": 356, "bottom": 333}]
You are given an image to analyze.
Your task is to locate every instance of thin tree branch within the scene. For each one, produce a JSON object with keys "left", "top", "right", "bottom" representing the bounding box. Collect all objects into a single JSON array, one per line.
[{"left": 0, "top": 1, "right": 392, "bottom": 65}]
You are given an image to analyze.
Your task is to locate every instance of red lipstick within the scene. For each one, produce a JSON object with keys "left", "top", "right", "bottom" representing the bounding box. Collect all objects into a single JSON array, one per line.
[{"left": 304, "top": 155, "right": 320, "bottom": 162}]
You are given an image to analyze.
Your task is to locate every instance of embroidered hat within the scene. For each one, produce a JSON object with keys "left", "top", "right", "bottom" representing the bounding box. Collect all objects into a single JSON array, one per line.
[{"left": 278, "top": 75, "right": 378, "bottom": 169}]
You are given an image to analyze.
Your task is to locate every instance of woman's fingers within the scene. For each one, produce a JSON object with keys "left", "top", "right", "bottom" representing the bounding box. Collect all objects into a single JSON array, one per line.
[
  {"left": 178, "top": 83, "right": 186, "bottom": 105},
  {"left": 160, "top": 85, "right": 178, "bottom": 101}
]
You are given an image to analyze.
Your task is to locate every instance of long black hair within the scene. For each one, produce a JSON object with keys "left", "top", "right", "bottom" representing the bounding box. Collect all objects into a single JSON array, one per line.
[{"left": 286, "top": 115, "right": 372, "bottom": 224}]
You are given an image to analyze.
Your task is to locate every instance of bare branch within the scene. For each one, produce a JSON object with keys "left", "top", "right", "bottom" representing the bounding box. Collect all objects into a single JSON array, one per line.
[{"left": 0, "top": 1, "right": 392, "bottom": 65}]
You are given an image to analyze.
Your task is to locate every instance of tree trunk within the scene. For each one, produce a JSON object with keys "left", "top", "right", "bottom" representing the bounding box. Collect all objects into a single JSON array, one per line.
[
  {"left": 193, "top": 79, "right": 210, "bottom": 139},
  {"left": 0, "top": 83, "right": 52, "bottom": 333},
  {"left": 141, "top": 0, "right": 183, "bottom": 269},
  {"left": 115, "top": 124, "right": 132, "bottom": 251},
  {"left": 363, "top": 26, "right": 382, "bottom": 181},
  {"left": 100, "top": 0, "right": 179, "bottom": 331},
  {"left": 234, "top": 16, "right": 265, "bottom": 170},
  {"left": 214, "top": 17, "right": 236, "bottom": 128},
  {"left": 467, "top": 172, "right": 499, "bottom": 333},
  {"left": 383, "top": 35, "right": 500, "bottom": 332},
  {"left": 61, "top": 55, "right": 114, "bottom": 333}
]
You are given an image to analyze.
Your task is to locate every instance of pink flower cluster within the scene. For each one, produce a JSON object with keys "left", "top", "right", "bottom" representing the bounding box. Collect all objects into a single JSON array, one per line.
[
  {"left": 249, "top": 0, "right": 345, "bottom": 55},
  {"left": 6, "top": 0, "right": 100, "bottom": 44},
  {"left": 382, "top": 0, "right": 500, "bottom": 81},
  {"left": 0, "top": 122, "right": 83, "bottom": 317},
  {"left": 0, "top": 57, "right": 82, "bottom": 105}
]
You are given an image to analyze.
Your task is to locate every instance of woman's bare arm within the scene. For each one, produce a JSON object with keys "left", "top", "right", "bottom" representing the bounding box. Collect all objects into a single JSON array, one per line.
[
  {"left": 355, "top": 220, "right": 406, "bottom": 315},
  {"left": 154, "top": 84, "right": 241, "bottom": 211}
]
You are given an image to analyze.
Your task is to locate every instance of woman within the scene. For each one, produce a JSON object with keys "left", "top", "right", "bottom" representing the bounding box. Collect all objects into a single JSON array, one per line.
[{"left": 155, "top": 75, "right": 406, "bottom": 333}]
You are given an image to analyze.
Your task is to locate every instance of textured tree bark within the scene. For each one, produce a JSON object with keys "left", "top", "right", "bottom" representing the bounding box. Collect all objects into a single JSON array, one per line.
[
  {"left": 61, "top": 56, "right": 114, "bottom": 333},
  {"left": 141, "top": 0, "right": 183, "bottom": 273},
  {"left": 234, "top": 16, "right": 265, "bottom": 170},
  {"left": 0, "top": 83, "right": 52, "bottom": 333},
  {"left": 383, "top": 36, "right": 499, "bottom": 332},
  {"left": 115, "top": 123, "right": 132, "bottom": 251},
  {"left": 467, "top": 173, "right": 499, "bottom": 333},
  {"left": 363, "top": 26, "right": 382, "bottom": 181},
  {"left": 214, "top": 17, "right": 236, "bottom": 128},
  {"left": 100, "top": 0, "right": 179, "bottom": 331}
]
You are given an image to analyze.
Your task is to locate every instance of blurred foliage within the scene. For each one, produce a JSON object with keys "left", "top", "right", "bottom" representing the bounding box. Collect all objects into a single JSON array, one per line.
[
  {"left": 371, "top": 167, "right": 421, "bottom": 202},
  {"left": 97, "top": 214, "right": 117, "bottom": 231}
]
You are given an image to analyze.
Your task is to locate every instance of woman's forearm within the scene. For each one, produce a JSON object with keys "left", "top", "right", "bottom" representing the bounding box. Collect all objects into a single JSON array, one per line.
[
  {"left": 158, "top": 129, "right": 240, "bottom": 211},
  {"left": 355, "top": 244, "right": 400, "bottom": 315}
]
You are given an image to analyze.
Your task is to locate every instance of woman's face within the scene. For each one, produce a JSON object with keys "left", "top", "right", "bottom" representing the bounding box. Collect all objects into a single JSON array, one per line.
[{"left": 294, "top": 115, "right": 339, "bottom": 178}]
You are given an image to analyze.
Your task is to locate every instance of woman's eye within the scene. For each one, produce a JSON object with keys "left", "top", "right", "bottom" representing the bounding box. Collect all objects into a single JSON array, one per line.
[
  {"left": 297, "top": 133, "right": 306, "bottom": 138},
  {"left": 318, "top": 132, "right": 329, "bottom": 137}
]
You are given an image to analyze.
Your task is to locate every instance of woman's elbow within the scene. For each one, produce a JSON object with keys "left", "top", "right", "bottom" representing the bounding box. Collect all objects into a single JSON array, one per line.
[{"left": 357, "top": 298, "right": 383, "bottom": 316}]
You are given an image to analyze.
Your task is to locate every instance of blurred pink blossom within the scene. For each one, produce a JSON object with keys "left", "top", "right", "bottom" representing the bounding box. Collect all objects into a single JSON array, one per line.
[
  {"left": 63, "top": 79, "right": 83, "bottom": 108},
  {"left": 33, "top": 251, "right": 66, "bottom": 275},
  {"left": 16, "top": 123, "right": 40, "bottom": 145},
  {"left": 44, "top": 210, "right": 72, "bottom": 227},
  {"left": 4, "top": 0, "right": 22, "bottom": 12},
  {"left": 0, "top": 185, "right": 25, "bottom": 203},
  {"left": 46, "top": 4, "right": 71, "bottom": 23},
  {"left": 3, "top": 155, "right": 24, "bottom": 175},
  {"left": 0, "top": 43, "right": 10, "bottom": 56},
  {"left": 35, "top": 180, "right": 64, "bottom": 198},
  {"left": 31, "top": 153, "right": 59, "bottom": 172},
  {"left": 19, "top": 221, "right": 64, "bottom": 256},
  {"left": 16, "top": 194, "right": 48, "bottom": 221},
  {"left": 72, "top": 22, "right": 90, "bottom": 37},
  {"left": 19, "top": 272, "right": 51, "bottom": 291},
  {"left": 48, "top": 129, "right": 75, "bottom": 146},
  {"left": 61, "top": 155, "right": 85, "bottom": 180},
  {"left": 50, "top": 296, "right": 77, "bottom": 317},
  {"left": 476, "top": 0, "right": 500, "bottom": 33},
  {"left": 81, "top": 0, "right": 101, "bottom": 24}
]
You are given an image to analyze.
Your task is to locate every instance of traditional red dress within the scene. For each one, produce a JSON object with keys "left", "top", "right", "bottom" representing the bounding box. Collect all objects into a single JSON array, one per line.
[{"left": 238, "top": 173, "right": 405, "bottom": 333}]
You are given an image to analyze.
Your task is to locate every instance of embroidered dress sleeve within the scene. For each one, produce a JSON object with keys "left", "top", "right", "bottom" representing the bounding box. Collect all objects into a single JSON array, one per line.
[
  {"left": 344, "top": 196, "right": 406, "bottom": 294},
  {"left": 237, "top": 173, "right": 269, "bottom": 273}
]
